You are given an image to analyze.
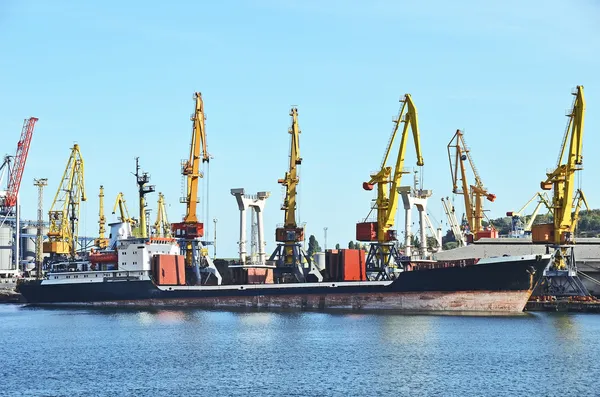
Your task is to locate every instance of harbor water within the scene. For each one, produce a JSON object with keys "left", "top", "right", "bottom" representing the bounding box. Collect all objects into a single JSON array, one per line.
[{"left": 1, "top": 305, "right": 599, "bottom": 397}]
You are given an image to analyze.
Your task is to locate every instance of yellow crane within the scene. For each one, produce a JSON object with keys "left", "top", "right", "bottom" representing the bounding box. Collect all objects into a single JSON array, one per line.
[
  {"left": 43, "top": 144, "right": 86, "bottom": 258},
  {"left": 112, "top": 192, "right": 136, "bottom": 226},
  {"left": 447, "top": 129, "right": 497, "bottom": 241},
  {"left": 268, "top": 107, "right": 322, "bottom": 283},
  {"left": 356, "top": 94, "right": 424, "bottom": 279},
  {"left": 534, "top": 86, "right": 588, "bottom": 269},
  {"left": 94, "top": 185, "right": 109, "bottom": 249},
  {"left": 275, "top": 107, "right": 304, "bottom": 245},
  {"left": 506, "top": 192, "right": 552, "bottom": 237},
  {"left": 153, "top": 192, "right": 171, "bottom": 238}
]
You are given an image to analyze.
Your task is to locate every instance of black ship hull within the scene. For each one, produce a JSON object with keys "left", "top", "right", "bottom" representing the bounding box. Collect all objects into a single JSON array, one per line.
[{"left": 17, "top": 255, "right": 550, "bottom": 312}]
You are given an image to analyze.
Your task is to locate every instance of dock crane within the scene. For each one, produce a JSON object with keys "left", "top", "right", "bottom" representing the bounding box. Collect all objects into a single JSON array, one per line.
[
  {"left": 268, "top": 107, "right": 322, "bottom": 283},
  {"left": 112, "top": 192, "right": 136, "bottom": 226},
  {"left": 0, "top": 117, "right": 38, "bottom": 214},
  {"left": 506, "top": 192, "right": 551, "bottom": 237},
  {"left": 43, "top": 144, "right": 86, "bottom": 259},
  {"left": 532, "top": 86, "right": 589, "bottom": 297},
  {"left": 441, "top": 197, "right": 467, "bottom": 247},
  {"left": 153, "top": 193, "right": 171, "bottom": 238},
  {"left": 171, "top": 92, "right": 221, "bottom": 285},
  {"left": 356, "top": 94, "right": 424, "bottom": 280},
  {"left": 0, "top": 117, "right": 37, "bottom": 273},
  {"left": 447, "top": 129, "right": 497, "bottom": 242},
  {"left": 94, "top": 186, "right": 109, "bottom": 249}
]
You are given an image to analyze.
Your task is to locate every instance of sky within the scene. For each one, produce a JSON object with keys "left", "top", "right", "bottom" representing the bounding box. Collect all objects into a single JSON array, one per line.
[{"left": 1, "top": 0, "right": 600, "bottom": 258}]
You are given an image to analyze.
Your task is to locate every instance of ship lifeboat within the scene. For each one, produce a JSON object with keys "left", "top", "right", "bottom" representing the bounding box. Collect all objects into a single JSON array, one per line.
[{"left": 89, "top": 251, "right": 118, "bottom": 265}]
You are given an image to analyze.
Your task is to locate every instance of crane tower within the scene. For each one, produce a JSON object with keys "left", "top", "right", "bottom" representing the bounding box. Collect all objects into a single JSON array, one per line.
[{"left": 268, "top": 107, "right": 322, "bottom": 283}]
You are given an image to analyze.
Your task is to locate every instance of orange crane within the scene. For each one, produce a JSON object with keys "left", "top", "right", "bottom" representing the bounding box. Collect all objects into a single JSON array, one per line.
[
  {"left": 171, "top": 92, "right": 221, "bottom": 285},
  {"left": 447, "top": 129, "right": 497, "bottom": 242}
]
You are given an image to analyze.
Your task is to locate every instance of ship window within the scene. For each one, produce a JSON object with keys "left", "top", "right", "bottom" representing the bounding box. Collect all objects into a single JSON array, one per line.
[
  {"left": 123, "top": 252, "right": 126, "bottom": 255},
  {"left": 54, "top": 276, "right": 58, "bottom": 279},
  {"left": 84, "top": 275, "right": 88, "bottom": 278}
]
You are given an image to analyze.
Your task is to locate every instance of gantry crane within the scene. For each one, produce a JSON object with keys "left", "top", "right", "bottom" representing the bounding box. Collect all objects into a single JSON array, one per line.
[
  {"left": 94, "top": 185, "right": 109, "bottom": 249},
  {"left": 171, "top": 92, "right": 221, "bottom": 285},
  {"left": 447, "top": 130, "right": 497, "bottom": 242},
  {"left": 506, "top": 192, "right": 551, "bottom": 237},
  {"left": 356, "top": 94, "right": 424, "bottom": 280},
  {"left": 534, "top": 86, "right": 588, "bottom": 279},
  {"left": 268, "top": 107, "right": 322, "bottom": 283},
  {"left": 153, "top": 192, "right": 171, "bottom": 238},
  {"left": 43, "top": 144, "right": 86, "bottom": 259},
  {"left": 0, "top": 117, "right": 38, "bottom": 214}
]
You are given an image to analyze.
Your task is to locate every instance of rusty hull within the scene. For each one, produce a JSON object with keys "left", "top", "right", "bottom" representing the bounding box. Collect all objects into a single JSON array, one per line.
[{"left": 64, "top": 290, "right": 533, "bottom": 312}]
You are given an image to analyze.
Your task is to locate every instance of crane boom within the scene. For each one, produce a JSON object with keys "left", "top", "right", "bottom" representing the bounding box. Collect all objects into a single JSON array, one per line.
[
  {"left": 539, "top": 86, "right": 585, "bottom": 246},
  {"left": 524, "top": 193, "right": 552, "bottom": 231},
  {"left": 43, "top": 144, "right": 86, "bottom": 257},
  {"left": 2, "top": 117, "right": 38, "bottom": 210},
  {"left": 183, "top": 91, "right": 209, "bottom": 225},
  {"left": 112, "top": 192, "right": 135, "bottom": 225},
  {"left": 447, "top": 130, "right": 496, "bottom": 240},
  {"left": 570, "top": 189, "right": 589, "bottom": 235},
  {"left": 274, "top": 107, "right": 305, "bottom": 243},
  {"left": 441, "top": 197, "right": 466, "bottom": 247},
  {"left": 277, "top": 107, "right": 303, "bottom": 236},
  {"left": 357, "top": 94, "right": 424, "bottom": 242},
  {"left": 94, "top": 185, "right": 109, "bottom": 249},
  {"left": 153, "top": 192, "right": 171, "bottom": 238}
]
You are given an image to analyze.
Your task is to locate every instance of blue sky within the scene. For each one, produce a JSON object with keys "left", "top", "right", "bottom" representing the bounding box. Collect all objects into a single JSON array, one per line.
[{"left": 1, "top": 0, "right": 599, "bottom": 257}]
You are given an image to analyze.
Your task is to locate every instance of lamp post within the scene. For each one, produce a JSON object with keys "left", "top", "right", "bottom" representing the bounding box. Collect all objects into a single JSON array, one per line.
[{"left": 324, "top": 227, "right": 328, "bottom": 251}]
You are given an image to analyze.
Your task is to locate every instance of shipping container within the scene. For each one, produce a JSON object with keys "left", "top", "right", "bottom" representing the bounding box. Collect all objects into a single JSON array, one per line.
[
  {"left": 340, "top": 249, "right": 366, "bottom": 281},
  {"left": 325, "top": 249, "right": 366, "bottom": 281},
  {"left": 531, "top": 223, "right": 553, "bottom": 243},
  {"left": 152, "top": 254, "right": 186, "bottom": 285}
]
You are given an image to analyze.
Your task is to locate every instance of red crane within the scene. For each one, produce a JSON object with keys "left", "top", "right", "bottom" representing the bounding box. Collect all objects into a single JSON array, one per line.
[{"left": 2, "top": 117, "right": 38, "bottom": 210}]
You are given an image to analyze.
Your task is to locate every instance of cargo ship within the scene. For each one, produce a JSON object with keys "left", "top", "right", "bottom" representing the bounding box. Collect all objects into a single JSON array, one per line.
[{"left": 16, "top": 229, "right": 552, "bottom": 312}]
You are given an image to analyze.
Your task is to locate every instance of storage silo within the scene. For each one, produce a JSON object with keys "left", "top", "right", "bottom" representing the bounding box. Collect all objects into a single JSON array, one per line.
[
  {"left": 0, "top": 225, "right": 13, "bottom": 272},
  {"left": 314, "top": 252, "right": 326, "bottom": 271},
  {"left": 21, "top": 226, "right": 38, "bottom": 262}
]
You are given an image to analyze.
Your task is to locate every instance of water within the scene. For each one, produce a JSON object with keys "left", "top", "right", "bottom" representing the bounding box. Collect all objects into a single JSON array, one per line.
[{"left": 1, "top": 305, "right": 599, "bottom": 397}]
